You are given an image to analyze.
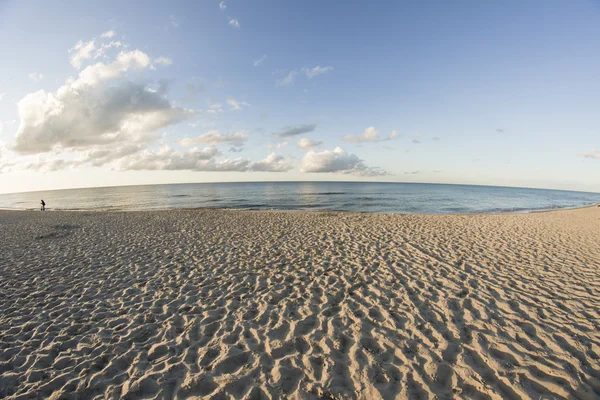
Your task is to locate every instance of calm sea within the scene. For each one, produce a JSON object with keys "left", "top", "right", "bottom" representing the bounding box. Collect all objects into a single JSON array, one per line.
[{"left": 0, "top": 182, "right": 599, "bottom": 214}]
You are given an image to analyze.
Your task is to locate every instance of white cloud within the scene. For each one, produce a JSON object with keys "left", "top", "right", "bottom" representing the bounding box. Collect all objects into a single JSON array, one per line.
[
  {"left": 100, "top": 30, "right": 116, "bottom": 38},
  {"left": 227, "top": 97, "right": 249, "bottom": 110},
  {"left": 73, "top": 50, "right": 151, "bottom": 88},
  {"left": 297, "top": 138, "right": 323, "bottom": 149},
  {"left": 344, "top": 128, "right": 397, "bottom": 143},
  {"left": 276, "top": 70, "right": 298, "bottom": 86},
  {"left": 302, "top": 66, "right": 333, "bottom": 79},
  {"left": 169, "top": 15, "right": 180, "bottom": 28},
  {"left": 154, "top": 56, "right": 173, "bottom": 66},
  {"left": 579, "top": 150, "right": 600, "bottom": 160},
  {"left": 300, "top": 146, "right": 387, "bottom": 176},
  {"left": 69, "top": 40, "right": 96, "bottom": 69},
  {"left": 13, "top": 49, "right": 192, "bottom": 155},
  {"left": 0, "top": 93, "right": 5, "bottom": 101},
  {"left": 343, "top": 126, "right": 380, "bottom": 143},
  {"left": 179, "top": 130, "right": 247, "bottom": 147},
  {"left": 220, "top": 1, "right": 226, "bottom": 10},
  {"left": 229, "top": 18, "right": 240, "bottom": 29},
  {"left": 28, "top": 72, "right": 44, "bottom": 81},
  {"left": 249, "top": 153, "right": 294, "bottom": 172},
  {"left": 254, "top": 55, "right": 267, "bottom": 67},
  {"left": 273, "top": 123, "right": 317, "bottom": 137}
]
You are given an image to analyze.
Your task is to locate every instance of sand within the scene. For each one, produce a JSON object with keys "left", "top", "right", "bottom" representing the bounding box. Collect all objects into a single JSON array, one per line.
[{"left": 0, "top": 206, "right": 599, "bottom": 399}]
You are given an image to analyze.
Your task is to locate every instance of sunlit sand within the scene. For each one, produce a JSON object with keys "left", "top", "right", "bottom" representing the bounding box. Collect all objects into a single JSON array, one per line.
[{"left": 1, "top": 206, "right": 599, "bottom": 399}]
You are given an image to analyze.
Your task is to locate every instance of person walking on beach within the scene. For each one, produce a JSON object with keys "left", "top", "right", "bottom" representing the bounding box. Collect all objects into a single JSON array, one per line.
[{"left": 40, "top": 200, "right": 46, "bottom": 211}]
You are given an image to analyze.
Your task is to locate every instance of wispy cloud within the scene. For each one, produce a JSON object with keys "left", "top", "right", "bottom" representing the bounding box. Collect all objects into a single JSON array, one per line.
[
  {"left": 169, "top": 15, "right": 180, "bottom": 28},
  {"left": 276, "top": 70, "right": 298, "bottom": 86},
  {"left": 28, "top": 72, "right": 43, "bottom": 81},
  {"left": 302, "top": 66, "right": 333, "bottom": 79},
  {"left": 0, "top": 93, "right": 5, "bottom": 101},
  {"left": 228, "top": 18, "right": 240, "bottom": 29},
  {"left": 273, "top": 123, "right": 317, "bottom": 137},
  {"left": 179, "top": 130, "right": 248, "bottom": 146},
  {"left": 219, "top": 1, "right": 226, "bottom": 10},
  {"left": 100, "top": 30, "right": 116, "bottom": 38},
  {"left": 227, "top": 97, "right": 249, "bottom": 110},
  {"left": 277, "top": 65, "right": 333, "bottom": 86},
  {"left": 68, "top": 33, "right": 124, "bottom": 69},
  {"left": 154, "top": 56, "right": 172, "bottom": 66},
  {"left": 207, "top": 102, "right": 223, "bottom": 113},
  {"left": 254, "top": 55, "right": 267, "bottom": 67}
]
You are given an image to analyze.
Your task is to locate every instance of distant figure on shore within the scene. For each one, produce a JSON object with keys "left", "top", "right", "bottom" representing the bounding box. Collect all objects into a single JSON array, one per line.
[{"left": 40, "top": 200, "right": 46, "bottom": 211}]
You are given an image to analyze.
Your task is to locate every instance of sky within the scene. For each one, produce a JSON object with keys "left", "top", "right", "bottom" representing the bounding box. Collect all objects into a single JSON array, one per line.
[{"left": 0, "top": 0, "right": 599, "bottom": 194}]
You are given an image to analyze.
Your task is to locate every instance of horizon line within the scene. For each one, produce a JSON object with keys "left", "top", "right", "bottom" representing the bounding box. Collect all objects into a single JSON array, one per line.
[{"left": 1, "top": 180, "right": 599, "bottom": 196}]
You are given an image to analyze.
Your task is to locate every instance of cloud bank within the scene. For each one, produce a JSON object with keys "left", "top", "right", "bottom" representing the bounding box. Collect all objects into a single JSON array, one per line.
[{"left": 120, "top": 146, "right": 292, "bottom": 172}]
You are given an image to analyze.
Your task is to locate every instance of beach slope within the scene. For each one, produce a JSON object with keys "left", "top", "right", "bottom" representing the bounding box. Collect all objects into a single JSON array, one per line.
[{"left": 1, "top": 207, "right": 599, "bottom": 399}]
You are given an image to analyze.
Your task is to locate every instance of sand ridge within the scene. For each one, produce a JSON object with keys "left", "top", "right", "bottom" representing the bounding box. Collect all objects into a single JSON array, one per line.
[{"left": 0, "top": 207, "right": 599, "bottom": 399}]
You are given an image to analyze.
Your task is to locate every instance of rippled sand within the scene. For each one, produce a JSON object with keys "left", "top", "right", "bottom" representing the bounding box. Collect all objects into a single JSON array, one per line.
[{"left": 1, "top": 207, "right": 599, "bottom": 399}]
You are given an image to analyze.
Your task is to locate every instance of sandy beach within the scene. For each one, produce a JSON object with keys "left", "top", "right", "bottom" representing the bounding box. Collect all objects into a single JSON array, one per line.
[{"left": 1, "top": 206, "right": 599, "bottom": 399}]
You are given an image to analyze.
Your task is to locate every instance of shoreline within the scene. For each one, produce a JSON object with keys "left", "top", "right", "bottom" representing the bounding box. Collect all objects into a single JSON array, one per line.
[{"left": 1, "top": 201, "right": 598, "bottom": 216}]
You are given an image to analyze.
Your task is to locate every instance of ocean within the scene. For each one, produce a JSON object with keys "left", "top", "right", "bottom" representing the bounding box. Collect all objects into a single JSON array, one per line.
[{"left": 1, "top": 182, "right": 599, "bottom": 214}]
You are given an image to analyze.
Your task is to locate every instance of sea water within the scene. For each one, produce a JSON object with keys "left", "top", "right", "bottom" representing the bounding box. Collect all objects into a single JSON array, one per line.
[{"left": 1, "top": 182, "right": 599, "bottom": 214}]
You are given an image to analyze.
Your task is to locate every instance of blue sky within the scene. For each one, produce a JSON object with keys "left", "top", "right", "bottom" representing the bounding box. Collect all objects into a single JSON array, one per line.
[{"left": 0, "top": 0, "right": 599, "bottom": 194}]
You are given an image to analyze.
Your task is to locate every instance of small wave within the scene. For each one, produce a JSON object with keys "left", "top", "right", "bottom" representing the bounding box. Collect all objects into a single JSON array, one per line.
[{"left": 171, "top": 194, "right": 191, "bottom": 198}]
